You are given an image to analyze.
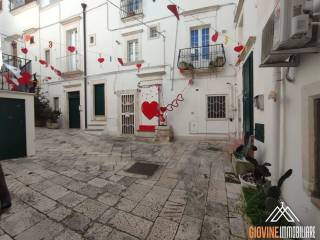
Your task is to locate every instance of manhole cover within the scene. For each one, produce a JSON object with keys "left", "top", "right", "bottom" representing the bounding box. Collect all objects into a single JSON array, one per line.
[{"left": 125, "top": 162, "right": 160, "bottom": 176}]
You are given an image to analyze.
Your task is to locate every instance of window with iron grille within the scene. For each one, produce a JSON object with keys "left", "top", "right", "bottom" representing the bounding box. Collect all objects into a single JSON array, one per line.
[
  {"left": 120, "top": 0, "right": 142, "bottom": 19},
  {"left": 149, "top": 26, "right": 159, "bottom": 39},
  {"left": 127, "top": 39, "right": 139, "bottom": 63},
  {"left": 207, "top": 95, "right": 227, "bottom": 119}
]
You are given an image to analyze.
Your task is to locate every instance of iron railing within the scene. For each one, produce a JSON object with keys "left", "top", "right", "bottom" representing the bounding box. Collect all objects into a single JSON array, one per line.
[
  {"left": 0, "top": 53, "right": 34, "bottom": 93},
  {"left": 9, "top": 0, "right": 36, "bottom": 11},
  {"left": 177, "top": 44, "right": 226, "bottom": 70},
  {"left": 120, "top": 0, "right": 143, "bottom": 19}
]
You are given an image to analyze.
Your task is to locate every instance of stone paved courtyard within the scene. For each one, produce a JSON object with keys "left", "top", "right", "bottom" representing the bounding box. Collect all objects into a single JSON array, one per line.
[{"left": 0, "top": 128, "right": 247, "bottom": 240}]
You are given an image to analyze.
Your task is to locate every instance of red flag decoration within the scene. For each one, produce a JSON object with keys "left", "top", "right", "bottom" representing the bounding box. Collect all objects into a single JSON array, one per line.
[
  {"left": 167, "top": 4, "right": 180, "bottom": 20},
  {"left": 18, "top": 72, "right": 32, "bottom": 85},
  {"left": 39, "top": 59, "right": 47, "bottom": 65},
  {"left": 234, "top": 44, "right": 244, "bottom": 53},
  {"left": 211, "top": 32, "right": 219, "bottom": 42},
  {"left": 55, "top": 69, "right": 62, "bottom": 77},
  {"left": 117, "top": 58, "right": 124, "bottom": 66},
  {"left": 21, "top": 48, "right": 28, "bottom": 54},
  {"left": 67, "top": 46, "right": 76, "bottom": 53},
  {"left": 97, "top": 57, "right": 105, "bottom": 63},
  {"left": 136, "top": 63, "right": 142, "bottom": 72}
]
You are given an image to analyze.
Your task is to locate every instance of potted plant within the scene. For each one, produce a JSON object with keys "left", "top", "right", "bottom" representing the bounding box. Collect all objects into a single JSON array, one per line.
[
  {"left": 34, "top": 87, "right": 51, "bottom": 127},
  {"left": 178, "top": 61, "right": 189, "bottom": 71},
  {"left": 47, "top": 109, "right": 61, "bottom": 129}
]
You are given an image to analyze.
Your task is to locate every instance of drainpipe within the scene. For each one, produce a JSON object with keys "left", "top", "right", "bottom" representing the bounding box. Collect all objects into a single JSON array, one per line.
[
  {"left": 81, "top": 3, "right": 88, "bottom": 129},
  {"left": 267, "top": 68, "right": 282, "bottom": 183}
]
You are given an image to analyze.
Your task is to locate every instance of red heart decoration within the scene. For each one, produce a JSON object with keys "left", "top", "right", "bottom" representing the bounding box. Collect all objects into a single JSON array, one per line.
[
  {"left": 18, "top": 72, "right": 32, "bottom": 85},
  {"left": 167, "top": 4, "right": 180, "bottom": 20},
  {"left": 160, "top": 107, "right": 167, "bottom": 113},
  {"left": 117, "top": 58, "right": 124, "bottom": 66},
  {"left": 55, "top": 69, "right": 62, "bottom": 77},
  {"left": 234, "top": 44, "right": 244, "bottom": 53},
  {"left": 50, "top": 66, "right": 55, "bottom": 71},
  {"left": 67, "top": 46, "right": 76, "bottom": 53},
  {"left": 176, "top": 94, "right": 184, "bottom": 101},
  {"left": 141, "top": 101, "right": 160, "bottom": 120},
  {"left": 21, "top": 48, "right": 28, "bottom": 54},
  {"left": 39, "top": 59, "right": 47, "bottom": 65},
  {"left": 48, "top": 77, "right": 52, "bottom": 80},
  {"left": 136, "top": 63, "right": 142, "bottom": 71},
  {"left": 98, "top": 57, "right": 105, "bottom": 63},
  {"left": 211, "top": 32, "right": 219, "bottom": 42}
]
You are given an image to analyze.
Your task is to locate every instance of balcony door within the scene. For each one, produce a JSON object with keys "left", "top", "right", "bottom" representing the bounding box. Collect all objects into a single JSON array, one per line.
[
  {"left": 66, "top": 28, "right": 78, "bottom": 72},
  {"left": 190, "top": 27, "right": 210, "bottom": 68}
]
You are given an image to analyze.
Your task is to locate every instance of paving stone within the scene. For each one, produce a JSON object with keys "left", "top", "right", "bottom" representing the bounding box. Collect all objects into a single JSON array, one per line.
[
  {"left": 15, "top": 218, "right": 63, "bottom": 240},
  {"left": 29, "top": 180, "right": 57, "bottom": 192},
  {"left": 144, "top": 186, "right": 172, "bottom": 205},
  {"left": 109, "top": 174, "right": 124, "bottom": 182},
  {"left": 0, "top": 235, "right": 13, "bottom": 240},
  {"left": 65, "top": 180, "right": 87, "bottom": 192},
  {"left": 88, "top": 178, "right": 109, "bottom": 188},
  {"left": 17, "top": 173, "right": 44, "bottom": 185},
  {"left": 63, "top": 213, "right": 91, "bottom": 233},
  {"left": 60, "top": 169, "right": 81, "bottom": 177},
  {"left": 206, "top": 201, "right": 228, "bottom": 218},
  {"left": 175, "top": 215, "right": 202, "bottom": 240},
  {"left": 156, "top": 177, "right": 178, "bottom": 189},
  {"left": 229, "top": 213, "right": 246, "bottom": 238},
  {"left": 116, "top": 198, "right": 138, "bottom": 212},
  {"left": 147, "top": 217, "right": 178, "bottom": 240},
  {"left": 132, "top": 200, "right": 162, "bottom": 221},
  {"left": 48, "top": 206, "right": 72, "bottom": 221},
  {"left": 74, "top": 199, "right": 109, "bottom": 220},
  {"left": 118, "top": 176, "right": 137, "bottom": 187},
  {"left": 168, "top": 189, "right": 187, "bottom": 204},
  {"left": 72, "top": 172, "right": 96, "bottom": 182},
  {"left": 159, "top": 201, "right": 185, "bottom": 223},
  {"left": 121, "top": 183, "right": 151, "bottom": 202},
  {"left": 201, "top": 215, "right": 230, "bottom": 240},
  {"left": 84, "top": 223, "right": 113, "bottom": 240},
  {"left": 107, "top": 230, "right": 139, "bottom": 240},
  {"left": 135, "top": 179, "right": 157, "bottom": 187},
  {"left": 98, "top": 207, "right": 119, "bottom": 224},
  {"left": 0, "top": 207, "right": 45, "bottom": 236},
  {"left": 54, "top": 229, "right": 83, "bottom": 240},
  {"left": 58, "top": 191, "right": 87, "bottom": 208},
  {"left": 77, "top": 185, "right": 104, "bottom": 198},
  {"left": 109, "top": 211, "right": 153, "bottom": 239},
  {"left": 98, "top": 192, "right": 121, "bottom": 206},
  {"left": 50, "top": 175, "right": 73, "bottom": 187},
  {"left": 41, "top": 185, "right": 70, "bottom": 200}
]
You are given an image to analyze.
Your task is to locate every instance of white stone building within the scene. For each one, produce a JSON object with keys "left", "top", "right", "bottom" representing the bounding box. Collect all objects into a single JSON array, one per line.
[
  {"left": 234, "top": 0, "right": 320, "bottom": 234},
  {"left": 0, "top": 0, "right": 239, "bottom": 138}
]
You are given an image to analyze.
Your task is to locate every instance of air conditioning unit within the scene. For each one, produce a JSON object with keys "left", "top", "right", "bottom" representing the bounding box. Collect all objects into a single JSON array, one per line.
[{"left": 261, "top": 0, "right": 320, "bottom": 67}]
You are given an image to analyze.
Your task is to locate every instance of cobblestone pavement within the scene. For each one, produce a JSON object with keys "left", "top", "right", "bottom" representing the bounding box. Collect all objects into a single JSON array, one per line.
[{"left": 0, "top": 128, "right": 247, "bottom": 240}]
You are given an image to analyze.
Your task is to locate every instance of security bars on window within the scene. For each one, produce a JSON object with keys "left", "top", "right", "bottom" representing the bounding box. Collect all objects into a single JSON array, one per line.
[{"left": 207, "top": 95, "right": 226, "bottom": 119}]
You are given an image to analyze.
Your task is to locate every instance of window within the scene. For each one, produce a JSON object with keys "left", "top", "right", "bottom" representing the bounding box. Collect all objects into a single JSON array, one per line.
[
  {"left": 120, "top": 0, "right": 142, "bottom": 19},
  {"left": 94, "top": 84, "right": 105, "bottom": 116},
  {"left": 190, "top": 27, "right": 210, "bottom": 61},
  {"left": 53, "top": 97, "right": 59, "bottom": 111},
  {"left": 149, "top": 26, "right": 159, "bottom": 39},
  {"left": 45, "top": 49, "right": 50, "bottom": 65},
  {"left": 127, "top": 39, "right": 139, "bottom": 63},
  {"left": 89, "top": 34, "right": 96, "bottom": 46},
  {"left": 207, "top": 95, "right": 227, "bottom": 119}
]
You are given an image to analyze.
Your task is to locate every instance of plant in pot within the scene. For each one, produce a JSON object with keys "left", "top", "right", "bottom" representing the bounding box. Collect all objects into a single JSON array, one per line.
[
  {"left": 239, "top": 156, "right": 271, "bottom": 188},
  {"left": 178, "top": 61, "right": 189, "bottom": 71},
  {"left": 34, "top": 86, "right": 51, "bottom": 127},
  {"left": 47, "top": 109, "right": 61, "bottom": 129}
]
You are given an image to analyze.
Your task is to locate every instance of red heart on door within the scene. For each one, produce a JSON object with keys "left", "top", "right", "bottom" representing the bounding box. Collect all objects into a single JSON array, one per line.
[
  {"left": 141, "top": 101, "right": 160, "bottom": 120},
  {"left": 21, "top": 48, "right": 28, "bottom": 54},
  {"left": 67, "top": 46, "right": 76, "bottom": 53},
  {"left": 97, "top": 57, "right": 105, "bottom": 63}
]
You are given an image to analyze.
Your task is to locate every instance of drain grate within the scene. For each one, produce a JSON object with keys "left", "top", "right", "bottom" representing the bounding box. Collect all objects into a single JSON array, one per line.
[{"left": 125, "top": 162, "right": 160, "bottom": 176}]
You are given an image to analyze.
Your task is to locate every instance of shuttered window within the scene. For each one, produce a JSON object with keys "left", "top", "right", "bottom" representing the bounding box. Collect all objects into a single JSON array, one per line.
[{"left": 94, "top": 84, "right": 105, "bottom": 116}]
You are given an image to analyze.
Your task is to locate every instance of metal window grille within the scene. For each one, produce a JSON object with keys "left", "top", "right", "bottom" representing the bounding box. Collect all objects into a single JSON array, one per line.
[
  {"left": 150, "top": 26, "right": 158, "bottom": 39},
  {"left": 120, "top": 0, "right": 142, "bottom": 19},
  {"left": 121, "top": 94, "right": 135, "bottom": 135},
  {"left": 207, "top": 95, "right": 226, "bottom": 119}
]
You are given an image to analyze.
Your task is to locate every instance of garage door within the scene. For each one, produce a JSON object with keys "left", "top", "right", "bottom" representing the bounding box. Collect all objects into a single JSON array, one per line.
[{"left": 0, "top": 98, "right": 26, "bottom": 160}]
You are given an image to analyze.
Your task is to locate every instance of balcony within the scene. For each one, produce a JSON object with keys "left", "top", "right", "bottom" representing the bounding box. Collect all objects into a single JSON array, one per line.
[
  {"left": 120, "top": 0, "right": 143, "bottom": 20},
  {"left": 0, "top": 53, "right": 34, "bottom": 93},
  {"left": 177, "top": 44, "right": 226, "bottom": 72},
  {"left": 9, "top": 0, "right": 36, "bottom": 11},
  {"left": 57, "top": 53, "right": 83, "bottom": 78}
]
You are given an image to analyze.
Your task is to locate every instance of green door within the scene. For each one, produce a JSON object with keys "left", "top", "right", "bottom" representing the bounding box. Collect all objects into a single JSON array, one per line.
[
  {"left": 0, "top": 98, "right": 26, "bottom": 160},
  {"left": 68, "top": 91, "right": 80, "bottom": 128},
  {"left": 243, "top": 52, "right": 254, "bottom": 136}
]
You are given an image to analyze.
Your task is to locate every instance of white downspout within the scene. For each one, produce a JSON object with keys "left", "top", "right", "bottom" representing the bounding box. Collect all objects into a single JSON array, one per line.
[{"left": 279, "top": 68, "right": 287, "bottom": 177}]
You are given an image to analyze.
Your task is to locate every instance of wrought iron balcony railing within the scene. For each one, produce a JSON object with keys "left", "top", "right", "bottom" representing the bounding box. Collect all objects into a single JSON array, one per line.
[
  {"left": 120, "top": 0, "right": 143, "bottom": 19},
  {"left": 1, "top": 53, "right": 34, "bottom": 93},
  {"left": 9, "top": 0, "right": 36, "bottom": 11},
  {"left": 177, "top": 44, "right": 226, "bottom": 71}
]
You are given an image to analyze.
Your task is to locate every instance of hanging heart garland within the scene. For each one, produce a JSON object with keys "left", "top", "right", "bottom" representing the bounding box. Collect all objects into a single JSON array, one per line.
[
  {"left": 97, "top": 57, "right": 105, "bottom": 63},
  {"left": 167, "top": 4, "right": 180, "bottom": 20},
  {"left": 165, "top": 94, "right": 184, "bottom": 112},
  {"left": 211, "top": 31, "right": 219, "bottom": 42},
  {"left": 234, "top": 44, "right": 244, "bottom": 53},
  {"left": 67, "top": 46, "right": 76, "bottom": 53},
  {"left": 21, "top": 48, "right": 28, "bottom": 54},
  {"left": 50, "top": 66, "right": 55, "bottom": 71},
  {"left": 117, "top": 58, "right": 124, "bottom": 66},
  {"left": 136, "top": 63, "right": 142, "bottom": 72},
  {"left": 48, "top": 77, "right": 52, "bottom": 80}
]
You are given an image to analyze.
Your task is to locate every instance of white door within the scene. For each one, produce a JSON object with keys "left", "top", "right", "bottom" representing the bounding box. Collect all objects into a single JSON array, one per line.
[
  {"left": 121, "top": 94, "right": 135, "bottom": 135},
  {"left": 190, "top": 27, "right": 210, "bottom": 68},
  {"left": 66, "top": 28, "right": 78, "bottom": 71}
]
